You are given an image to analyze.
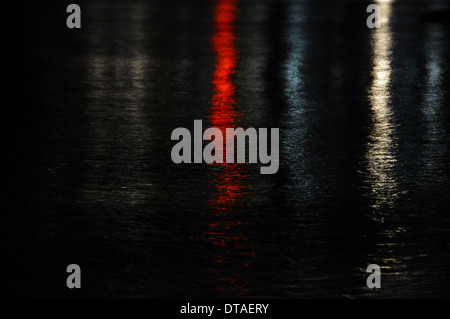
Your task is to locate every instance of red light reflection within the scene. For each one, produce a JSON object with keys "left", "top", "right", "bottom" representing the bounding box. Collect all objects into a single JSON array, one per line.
[
  {"left": 209, "top": 0, "right": 241, "bottom": 130},
  {"left": 204, "top": 0, "right": 253, "bottom": 296},
  {"left": 208, "top": 0, "right": 244, "bottom": 207}
]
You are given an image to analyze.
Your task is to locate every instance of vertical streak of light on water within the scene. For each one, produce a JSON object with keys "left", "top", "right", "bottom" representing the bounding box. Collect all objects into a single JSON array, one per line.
[
  {"left": 420, "top": 23, "right": 446, "bottom": 183},
  {"left": 205, "top": 0, "right": 251, "bottom": 297},
  {"left": 83, "top": 3, "right": 151, "bottom": 205},
  {"left": 282, "top": 2, "right": 313, "bottom": 201},
  {"left": 365, "top": 0, "right": 398, "bottom": 216}
]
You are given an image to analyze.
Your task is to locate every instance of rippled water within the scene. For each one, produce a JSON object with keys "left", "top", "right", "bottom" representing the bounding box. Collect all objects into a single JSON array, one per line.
[{"left": 7, "top": 0, "right": 450, "bottom": 298}]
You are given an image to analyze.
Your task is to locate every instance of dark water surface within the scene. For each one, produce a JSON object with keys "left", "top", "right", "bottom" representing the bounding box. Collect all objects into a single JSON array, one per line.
[{"left": 7, "top": 0, "right": 450, "bottom": 298}]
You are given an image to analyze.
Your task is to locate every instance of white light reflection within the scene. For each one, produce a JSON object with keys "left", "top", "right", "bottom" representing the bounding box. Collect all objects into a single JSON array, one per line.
[
  {"left": 82, "top": 2, "right": 152, "bottom": 205},
  {"left": 283, "top": 2, "right": 315, "bottom": 200},
  {"left": 284, "top": 3, "right": 306, "bottom": 109},
  {"left": 365, "top": 0, "right": 398, "bottom": 214},
  {"left": 420, "top": 22, "right": 446, "bottom": 182}
]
